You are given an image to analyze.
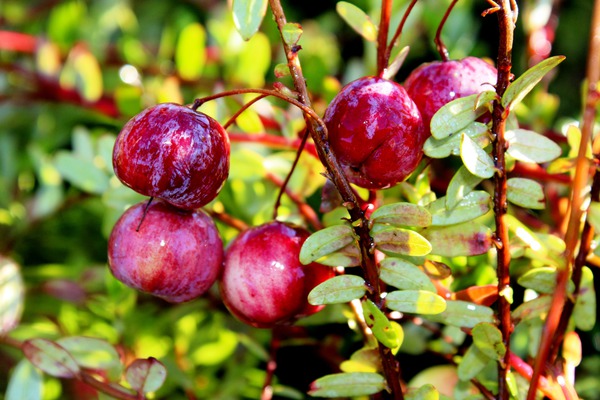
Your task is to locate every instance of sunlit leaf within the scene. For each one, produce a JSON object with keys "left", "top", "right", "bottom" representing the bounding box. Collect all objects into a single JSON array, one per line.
[
  {"left": 191, "top": 330, "right": 238, "bottom": 366},
  {"left": 362, "top": 299, "right": 402, "bottom": 349},
  {"left": 282, "top": 22, "right": 303, "bottom": 47},
  {"left": 507, "top": 177, "right": 546, "bottom": 209},
  {"left": 427, "top": 190, "right": 491, "bottom": 226},
  {"left": 379, "top": 257, "right": 436, "bottom": 292},
  {"left": 125, "top": 357, "right": 167, "bottom": 394},
  {"left": 5, "top": 360, "right": 43, "bottom": 400},
  {"left": 54, "top": 151, "right": 109, "bottom": 194},
  {"left": 446, "top": 165, "right": 484, "bottom": 209},
  {"left": 370, "top": 202, "right": 432, "bottom": 227},
  {"left": 421, "top": 222, "right": 492, "bottom": 257},
  {"left": 431, "top": 91, "right": 496, "bottom": 139},
  {"left": 383, "top": 46, "right": 410, "bottom": 80},
  {"left": 308, "top": 275, "right": 366, "bottom": 305},
  {"left": 424, "top": 122, "right": 489, "bottom": 159},
  {"left": 232, "top": 0, "right": 269, "bottom": 40},
  {"left": 372, "top": 225, "right": 432, "bottom": 256},
  {"left": 336, "top": 2, "right": 378, "bottom": 42},
  {"left": 511, "top": 295, "right": 551, "bottom": 324},
  {"left": 0, "top": 257, "right": 24, "bottom": 335},
  {"left": 175, "top": 23, "right": 206, "bottom": 81},
  {"left": 60, "top": 44, "right": 103, "bottom": 102},
  {"left": 309, "top": 372, "right": 386, "bottom": 397},
  {"left": 385, "top": 290, "right": 447, "bottom": 315},
  {"left": 460, "top": 132, "right": 495, "bottom": 179},
  {"left": 22, "top": 338, "right": 80, "bottom": 378},
  {"left": 502, "top": 55, "right": 565, "bottom": 109},
  {"left": 457, "top": 344, "right": 491, "bottom": 381},
  {"left": 472, "top": 322, "right": 506, "bottom": 360},
  {"left": 340, "top": 347, "right": 380, "bottom": 373},
  {"left": 562, "top": 331, "right": 582, "bottom": 367},
  {"left": 517, "top": 267, "right": 558, "bottom": 294},
  {"left": 505, "top": 129, "right": 562, "bottom": 163},
  {"left": 56, "top": 336, "right": 122, "bottom": 373},
  {"left": 424, "top": 300, "right": 495, "bottom": 328},
  {"left": 451, "top": 285, "right": 498, "bottom": 307},
  {"left": 300, "top": 224, "right": 355, "bottom": 264},
  {"left": 405, "top": 383, "right": 439, "bottom": 400},
  {"left": 573, "top": 267, "right": 596, "bottom": 331}
]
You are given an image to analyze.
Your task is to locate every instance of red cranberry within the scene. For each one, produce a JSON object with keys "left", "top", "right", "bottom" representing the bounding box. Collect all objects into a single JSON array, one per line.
[
  {"left": 404, "top": 57, "right": 498, "bottom": 136},
  {"left": 323, "top": 76, "right": 426, "bottom": 189},
  {"left": 219, "top": 221, "right": 334, "bottom": 328},
  {"left": 107, "top": 199, "right": 223, "bottom": 303},
  {"left": 113, "top": 103, "right": 230, "bottom": 210}
]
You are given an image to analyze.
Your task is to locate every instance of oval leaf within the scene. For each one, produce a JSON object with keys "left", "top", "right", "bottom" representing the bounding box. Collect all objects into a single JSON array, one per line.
[
  {"left": 54, "top": 151, "right": 109, "bottom": 194},
  {"left": 175, "top": 23, "right": 207, "bottom": 81},
  {"left": 385, "top": 290, "right": 447, "bottom": 315},
  {"left": 507, "top": 177, "right": 546, "bottom": 209},
  {"left": 457, "top": 344, "right": 491, "bottom": 381},
  {"left": 372, "top": 225, "right": 432, "bottom": 256},
  {"left": 300, "top": 224, "right": 356, "bottom": 264},
  {"left": 472, "top": 322, "right": 506, "bottom": 360},
  {"left": 424, "top": 121, "right": 490, "bottom": 159},
  {"left": 0, "top": 257, "right": 24, "bottom": 335},
  {"left": 517, "top": 267, "right": 557, "bottom": 294},
  {"left": 460, "top": 132, "right": 495, "bottom": 179},
  {"left": 282, "top": 22, "right": 302, "bottom": 47},
  {"left": 308, "top": 274, "right": 366, "bottom": 305},
  {"left": 370, "top": 202, "right": 432, "bottom": 228},
  {"left": 232, "top": 0, "right": 269, "bottom": 41},
  {"left": 336, "top": 2, "right": 377, "bottom": 42},
  {"left": 5, "top": 360, "right": 43, "bottom": 400},
  {"left": 424, "top": 300, "right": 495, "bottom": 328},
  {"left": 446, "top": 165, "right": 484, "bottom": 210},
  {"left": 511, "top": 296, "right": 552, "bottom": 324},
  {"left": 427, "top": 190, "right": 491, "bottom": 226},
  {"left": 362, "top": 299, "right": 401, "bottom": 349},
  {"left": 56, "top": 336, "right": 121, "bottom": 372},
  {"left": 22, "top": 338, "right": 80, "bottom": 378},
  {"left": 505, "top": 129, "right": 561, "bottom": 163},
  {"left": 573, "top": 267, "right": 596, "bottom": 331},
  {"left": 421, "top": 222, "right": 492, "bottom": 257},
  {"left": 314, "top": 243, "right": 361, "bottom": 267},
  {"left": 405, "top": 383, "right": 440, "bottom": 400},
  {"left": 379, "top": 257, "right": 436, "bottom": 292},
  {"left": 125, "top": 357, "right": 167, "bottom": 394},
  {"left": 431, "top": 91, "right": 496, "bottom": 139},
  {"left": 309, "top": 372, "right": 386, "bottom": 397}
]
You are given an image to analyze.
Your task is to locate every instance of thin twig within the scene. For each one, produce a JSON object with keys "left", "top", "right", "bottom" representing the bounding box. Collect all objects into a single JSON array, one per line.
[
  {"left": 223, "top": 94, "right": 269, "bottom": 129},
  {"left": 434, "top": 0, "right": 460, "bottom": 61},
  {"left": 384, "top": 0, "right": 419, "bottom": 67},
  {"left": 377, "top": 0, "right": 393, "bottom": 76}
]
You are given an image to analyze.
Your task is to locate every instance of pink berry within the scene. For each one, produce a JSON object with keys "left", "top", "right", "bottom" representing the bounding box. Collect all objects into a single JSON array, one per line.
[
  {"left": 113, "top": 103, "right": 230, "bottom": 210},
  {"left": 107, "top": 200, "right": 223, "bottom": 303},
  {"left": 323, "top": 76, "right": 426, "bottom": 190},
  {"left": 219, "top": 221, "right": 334, "bottom": 328}
]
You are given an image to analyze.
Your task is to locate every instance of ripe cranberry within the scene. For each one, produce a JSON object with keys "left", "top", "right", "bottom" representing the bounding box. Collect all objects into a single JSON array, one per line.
[
  {"left": 107, "top": 199, "right": 223, "bottom": 303},
  {"left": 219, "top": 221, "right": 334, "bottom": 328},
  {"left": 323, "top": 76, "right": 426, "bottom": 190},
  {"left": 113, "top": 103, "right": 230, "bottom": 210},
  {"left": 404, "top": 57, "right": 498, "bottom": 136}
]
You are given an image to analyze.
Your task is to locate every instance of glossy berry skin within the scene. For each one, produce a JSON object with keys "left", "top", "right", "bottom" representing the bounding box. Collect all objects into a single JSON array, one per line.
[
  {"left": 404, "top": 57, "right": 498, "bottom": 136},
  {"left": 108, "top": 199, "right": 223, "bottom": 303},
  {"left": 323, "top": 76, "right": 426, "bottom": 190},
  {"left": 113, "top": 103, "right": 230, "bottom": 210},
  {"left": 219, "top": 221, "right": 334, "bottom": 329}
]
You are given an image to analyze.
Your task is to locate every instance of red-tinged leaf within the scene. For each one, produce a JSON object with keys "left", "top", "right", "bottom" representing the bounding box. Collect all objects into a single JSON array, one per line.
[
  {"left": 421, "top": 222, "right": 492, "bottom": 257},
  {"left": 22, "top": 338, "right": 80, "bottom": 378},
  {"left": 125, "top": 357, "right": 167, "bottom": 394},
  {"left": 451, "top": 284, "right": 498, "bottom": 307}
]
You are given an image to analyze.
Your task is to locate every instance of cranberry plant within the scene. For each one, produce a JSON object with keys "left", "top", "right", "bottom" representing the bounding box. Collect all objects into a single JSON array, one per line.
[{"left": 0, "top": 0, "right": 599, "bottom": 399}]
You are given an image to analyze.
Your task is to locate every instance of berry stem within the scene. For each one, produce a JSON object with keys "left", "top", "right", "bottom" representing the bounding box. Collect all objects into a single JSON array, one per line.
[
  {"left": 385, "top": 0, "right": 419, "bottom": 70},
  {"left": 377, "top": 0, "right": 393, "bottom": 76},
  {"left": 434, "top": 0, "right": 459, "bottom": 61},
  {"left": 223, "top": 94, "right": 269, "bottom": 130}
]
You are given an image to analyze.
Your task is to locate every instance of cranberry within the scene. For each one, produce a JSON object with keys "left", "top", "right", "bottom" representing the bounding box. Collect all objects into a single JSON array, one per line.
[
  {"left": 113, "top": 103, "right": 230, "bottom": 210},
  {"left": 219, "top": 221, "right": 334, "bottom": 328},
  {"left": 404, "top": 57, "right": 498, "bottom": 136},
  {"left": 323, "top": 76, "right": 426, "bottom": 190},
  {"left": 107, "top": 200, "right": 223, "bottom": 303}
]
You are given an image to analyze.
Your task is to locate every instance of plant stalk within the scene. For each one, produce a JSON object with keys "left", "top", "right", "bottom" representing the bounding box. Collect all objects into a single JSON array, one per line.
[{"left": 377, "top": 0, "right": 393, "bottom": 76}]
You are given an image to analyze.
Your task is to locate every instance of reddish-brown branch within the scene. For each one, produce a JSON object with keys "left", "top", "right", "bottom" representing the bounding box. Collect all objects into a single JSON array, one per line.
[
  {"left": 384, "top": 0, "right": 419, "bottom": 68},
  {"left": 223, "top": 94, "right": 269, "bottom": 130},
  {"left": 377, "top": 0, "right": 393, "bottom": 76},
  {"left": 434, "top": 0, "right": 459, "bottom": 61},
  {"left": 509, "top": 352, "right": 564, "bottom": 400}
]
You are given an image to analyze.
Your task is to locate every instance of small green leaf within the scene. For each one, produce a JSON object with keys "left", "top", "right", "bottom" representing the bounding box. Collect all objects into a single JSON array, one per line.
[
  {"left": 0, "top": 257, "right": 24, "bottom": 335},
  {"left": 22, "top": 338, "right": 80, "bottom": 378},
  {"left": 336, "top": 2, "right": 378, "bottom": 42},
  {"left": 5, "top": 360, "right": 43, "bottom": 400},
  {"left": 446, "top": 165, "right": 484, "bottom": 209},
  {"left": 472, "top": 322, "right": 506, "bottom": 360},
  {"left": 372, "top": 225, "right": 432, "bottom": 256},
  {"left": 300, "top": 224, "right": 355, "bottom": 264},
  {"left": 421, "top": 222, "right": 492, "bottom": 257},
  {"left": 232, "top": 0, "right": 269, "bottom": 40},
  {"left": 507, "top": 177, "right": 546, "bottom": 209},
  {"left": 517, "top": 267, "right": 557, "bottom": 294},
  {"left": 574, "top": 267, "right": 596, "bottom": 331},
  {"left": 460, "top": 132, "right": 495, "bottom": 179},
  {"left": 586, "top": 201, "right": 600, "bottom": 232},
  {"left": 175, "top": 23, "right": 207, "bottom": 81},
  {"left": 427, "top": 190, "right": 491, "bottom": 226},
  {"left": 379, "top": 257, "right": 436, "bottom": 292},
  {"left": 69, "top": 46, "right": 103, "bottom": 102},
  {"left": 362, "top": 299, "right": 402, "bottom": 349},
  {"left": 431, "top": 91, "right": 496, "bottom": 139},
  {"left": 505, "top": 129, "right": 562, "bottom": 163},
  {"left": 55, "top": 151, "right": 109, "bottom": 194},
  {"left": 125, "top": 357, "right": 167, "bottom": 394},
  {"left": 282, "top": 22, "right": 303, "bottom": 47},
  {"left": 308, "top": 275, "right": 366, "bottom": 305},
  {"left": 385, "top": 290, "right": 447, "bottom": 315},
  {"left": 313, "top": 243, "right": 361, "bottom": 267},
  {"left": 56, "top": 336, "right": 121, "bottom": 373},
  {"left": 274, "top": 63, "right": 291, "bottom": 78},
  {"left": 370, "top": 202, "right": 432, "bottom": 227},
  {"left": 309, "top": 372, "right": 386, "bottom": 397},
  {"left": 424, "top": 300, "right": 495, "bottom": 328},
  {"left": 405, "top": 384, "right": 439, "bottom": 400},
  {"left": 424, "top": 122, "right": 490, "bottom": 159},
  {"left": 340, "top": 347, "right": 380, "bottom": 373},
  {"left": 502, "top": 55, "right": 565, "bottom": 109},
  {"left": 457, "top": 344, "right": 491, "bottom": 381},
  {"left": 511, "top": 296, "right": 552, "bottom": 324}
]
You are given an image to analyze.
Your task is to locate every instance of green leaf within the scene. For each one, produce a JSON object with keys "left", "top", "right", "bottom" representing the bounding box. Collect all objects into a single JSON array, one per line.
[
  {"left": 517, "top": 267, "right": 556, "bottom": 294},
  {"left": 421, "top": 222, "right": 492, "bottom": 257},
  {"left": 125, "top": 357, "right": 167, "bottom": 394},
  {"left": 511, "top": 296, "right": 552, "bottom": 324},
  {"left": 379, "top": 257, "right": 436, "bottom": 292},
  {"left": 64, "top": 45, "right": 103, "bottom": 102},
  {"left": 446, "top": 165, "right": 484, "bottom": 209},
  {"left": 502, "top": 55, "right": 566, "bottom": 109},
  {"left": 362, "top": 299, "right": 402, "bottom": 349},
  {"left": 424, "top": 300, "right": 495, "bottom": 328},
  {"left": 372, "top": 225, "right": 432, "bottom": 256},
  {"left": 505, "top": 129, "right": 562, "bottom": 163},
  {"left": 336, "top": 2, "right": 378, "bottom": 42},
  {"left": 54, "top": 151, "right": 109, "bottom": 194},
  {"left": 0, "top": 257, "right": 24, "bottom": 335},
  {"left": 424, "top": 122, "right": 490, "bottom": 159},
  {"left": 457, "top": 344, "right": 491, "bottom": 381},
  {"left": 431, "top": 91, "right": 496, "bottom": 139},
  {"left": 308, "top": 275, "right": 366, "bottom": 305},
  {"left": 340, "top": 347, "right": 380, "bottom": 373},
  {"left": 5, "top": 360, "right": 43, "bottom": 400},
  {"left": 22, "top": 338, "right": 80, "bottom": 378},
  {"left": 313, "top": 243, "right": 361, "bottom": 267},
  {"left": 574, "top": 267, "right": 596, "bottom": 331},
  {"left": 175, "top": 23, "right": 207, "bottom": 81},
  {"left": 427, "top": 190, "right": 491, "bottom": 226},
  {"left": 300, "top": 224, "right": 355, "bottom": 264},
  {"left": 232, "top": 0, "right": 269, "bottom": 40},
  {"left": 586, "top": 201, "right": 600, "bottom": 232},
  {"left": 383, "top": 46, "right": 410, "bottom": 80},
  {"left": 406, "top": 384, "right": 439, "bottom": 400},
  {"left": 385, "top": 290, "right": 447, "bottom": 315},
  {"left": 309, "top": 372, "right": 386, "bottom": 397},
  {"left": 56, "top": 336, "right": 121, "bottom": 374},
  {"left": 370, "top": 202, "right": 432, "bottom": 228},
  {"left": 460, "top": 132, "right": 495, "bottom": 179},
  {"left": 507, "top": 177, "right": 546, "bottom": 209},
  {"left": 282, "top": 22, "right": 303, "bottom": 47},
  {"left": 472, "top": 322, "right": 506, "bottom": 360}
]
